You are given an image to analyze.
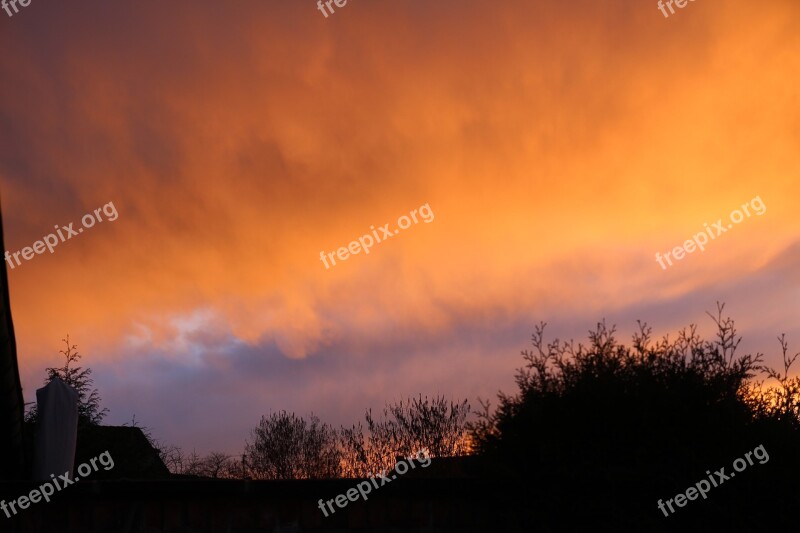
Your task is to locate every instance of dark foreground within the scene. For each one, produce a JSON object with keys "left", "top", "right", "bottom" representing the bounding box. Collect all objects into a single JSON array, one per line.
[{"left": 1, "top": 478, "right": 518, "bottom": 533}]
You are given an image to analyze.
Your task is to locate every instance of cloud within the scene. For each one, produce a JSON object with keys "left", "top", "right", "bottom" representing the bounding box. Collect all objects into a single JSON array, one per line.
[{"left": 1, "top": 0, "right": 797, "bottom": 451}]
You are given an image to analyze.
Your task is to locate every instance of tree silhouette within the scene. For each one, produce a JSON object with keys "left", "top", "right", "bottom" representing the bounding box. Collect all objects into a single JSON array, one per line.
[
  {"left": 26, "top": 335, "right": 108, "bottom": 427},
  {"left": 471, "top": 303, "right": 800, "bottom": 529},
  {"left": 244, "top": 411, "right": 341, "bottom": 479},
  {"left": 159, "top": 448, "right": 238, "bottom": 479},
  {"left": 201, "top": 451, "right": 236, "bottom": 478},
  {"left": 341, "top": 395, "right": 471, "bottom": 477}
]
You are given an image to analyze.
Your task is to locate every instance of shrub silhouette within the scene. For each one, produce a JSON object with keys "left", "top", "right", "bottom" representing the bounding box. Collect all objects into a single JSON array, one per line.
[{"left": 472, "top": 304, "right": 800, "bottom": 530}]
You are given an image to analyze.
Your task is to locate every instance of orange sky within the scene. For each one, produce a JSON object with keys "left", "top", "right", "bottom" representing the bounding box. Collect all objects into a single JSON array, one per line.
[{"left": 0, "top": 0, "right": 798, "bottom": 453}]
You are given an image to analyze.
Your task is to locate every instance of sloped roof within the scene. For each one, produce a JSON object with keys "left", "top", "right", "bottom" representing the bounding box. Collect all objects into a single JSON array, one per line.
[{"left": 73, "top": 425, "right": 170, "bottom": 480}]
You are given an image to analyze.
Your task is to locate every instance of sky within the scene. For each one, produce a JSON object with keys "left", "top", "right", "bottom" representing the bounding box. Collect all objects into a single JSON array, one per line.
[{"left": 0, "top": 0, "right": 798, "bottom": 454}]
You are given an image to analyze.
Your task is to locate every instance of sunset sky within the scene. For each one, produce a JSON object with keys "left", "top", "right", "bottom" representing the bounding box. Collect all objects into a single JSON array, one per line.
[{"left": 0, "top": 0, "right": 797, "bottom": 454}]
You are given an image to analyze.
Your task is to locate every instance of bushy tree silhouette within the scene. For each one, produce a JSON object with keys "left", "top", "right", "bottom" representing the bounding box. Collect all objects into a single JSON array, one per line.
[{"left": 471, "top": 304, "right": 800, "bottom": 530}]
